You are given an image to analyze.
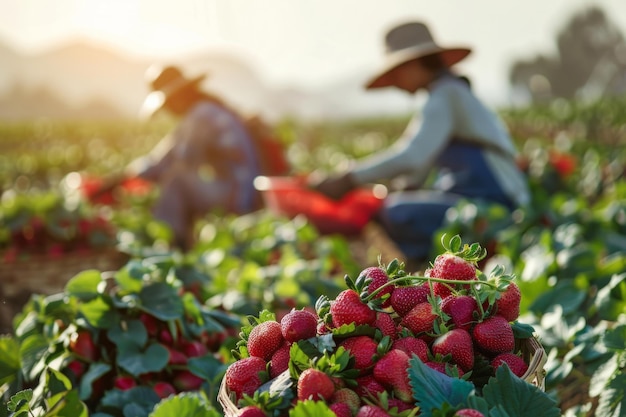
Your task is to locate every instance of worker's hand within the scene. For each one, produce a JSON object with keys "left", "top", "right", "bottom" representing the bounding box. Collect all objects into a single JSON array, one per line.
[{"left": 308, "top": 172, "right": 355, "bottom": 201}]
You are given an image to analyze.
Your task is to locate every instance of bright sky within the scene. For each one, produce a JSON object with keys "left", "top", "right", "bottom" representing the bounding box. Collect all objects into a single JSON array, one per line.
[{"left": 2, "top": 0, "right": 626, "bottom": 104}]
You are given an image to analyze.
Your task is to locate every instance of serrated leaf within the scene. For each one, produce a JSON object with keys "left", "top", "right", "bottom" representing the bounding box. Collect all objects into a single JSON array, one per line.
[
  {"left": 7, "top": 389, "right": 33, "bottom": 412},
  {"left": 148, "top": 392, "right": 220, "bottom": 417},
  {"left": 288, "top": 399, "right": 336, "bottom": 417},
  {"left": 481, "top": 366, "right": 560, "bottom": 417},
  {"left": 594, "top": 371, "right": 626, "bottom": 417},
  {"left": 407, "top": 356, "right": 474, "bottom": 416}
]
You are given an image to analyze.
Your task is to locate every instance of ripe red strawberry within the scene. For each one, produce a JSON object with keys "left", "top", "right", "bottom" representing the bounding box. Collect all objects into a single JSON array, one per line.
[
  {"left": 455, "top": 409, "right": 485, "bottom": 417},
  {"left": 340, "top": 335, "right": 378, "bottom": 374},
  {"left": 66, "top": 360, "right": 87, "bottom": 379},
  {"left": 247, "top": 320, "right": 284, "bottom": 361},
  {"left": 387, "top": 398, "right": 414, "bottom": 412},
  {"left": 495, "top": 281, "right": 521, "bottom": 322},
  {"left": 472, "top": 315, "right": 515, "bottom": 354},
  {"left": 430, "top": 254, "right": 477, "bottom": 298},
  {"left": 172, "top": 370, "right": 204, "bottom": 391},
  {"left": 269, "top": 342, "right": 291, "bottom": 379},
  {"left": 181, "top": 340, "right": 208, "bottom": 358},
  {"left": 330, "top": 402, "right": 353, "bottom": 417},
  {"left": 114, "top": 375, "right": 136, "bottom": 390},
  {"left": 153, "top": 381, "right": 176, "bottom": 398},
  {"left": 360, "top": 266, "right": 393, "bottom": 307},
  {"left": 69, "top": 331, "right": 99, "bottom": 362},
  {"left": 239, "top": 405, "right": 267, "bottom": 417},
  {"left": 392, "top": 336, "right": 429, "bottom": 362},
  {"left": 374, "top": 312, "right": 398, "bottom": 339},
  {"left": 332, "top": 388, "right": 361, "bottom": 414},
  {"left": 491, "top": 352, "right": 529, "bottom": 377},
  {"left": 373, "top": 349, "right": 412, "bottom": 402},
  {"left": 280, "top": 309, "right": 318, "bottom": 342},
  {"left": 165, "top": 346, "right": 188, "bottom": 365},
  {"left": 441, "top": 295, "right": 479, "bottom": 331},
  {"left": 331, "top": 289, "right": 376, "bottom": 328},
  {"left": 356, "top": 404, "right": 392, "bottom": 417},
  {"left": 297, "top": 368, "right": 335, "bottom": 401},
  {"left": 354, "top": 375, "right": 386, "bottom": 398},
  {"left": 400, "top": 302, "right": 438, "bottom": 336},
  {"left": 224, "top": 356, "right": 268, "bottom": 401},
  {"left": 431, "top": 328, "right": 475, "bottom": 372},
  {"left": 390, "top": 283, "right": 430, "bottom": 316},
  {"left": 425, "top": 361, "right": 465, "bottom": 377}
]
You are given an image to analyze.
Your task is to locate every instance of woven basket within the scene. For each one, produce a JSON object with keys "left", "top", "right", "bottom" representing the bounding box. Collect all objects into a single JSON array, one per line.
[
  {"left": 0, "top": 248, "right": 128, "bottom": 297},
  {"left": 218, "top": 337, "right": 546, "bottom": 416}
]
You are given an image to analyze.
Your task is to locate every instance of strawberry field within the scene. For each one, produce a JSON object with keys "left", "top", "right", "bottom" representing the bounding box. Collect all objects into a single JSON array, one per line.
[{"left": 0, "top": 97, "right": 625, "bottom": 417}]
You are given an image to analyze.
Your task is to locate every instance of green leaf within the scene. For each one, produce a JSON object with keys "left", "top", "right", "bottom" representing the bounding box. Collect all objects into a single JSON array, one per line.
[
  {"left": 148, "top": 392, "right": 220, "bottom": 417},
  {"left": 79, "top": 297, "right": 120, "bottom": 329},
  {"left": 0, "top": 336, "right": 21, "bottom": 385},
  {"left": 7, "top": 389, "right": 33, "bottom": 412},
  {"left": 187, "top": 355, "right": 228, "bottom": 383},
  {"left": 18, "top": 333, "right": 50, "bottom": 381},
  {"left": 594, "top": 371, "right": 626, "bottom": 417},
  {"left": 407, "top": 356, "right": 475, "bottom": 416},
  {"left": 46, "top": 368, "right": 73, "bottom": 395},
  {"left": 481, "top": 366, "right": 560, "bottom": 417},
  {"left": 511, "top": 322, "right": 535, "bottom": 339},
  {"left": 46, "top": 389, "right": 89, "bottom": 417},
  {"left": 116, "top": 342, "right": 169, "bottom": 376},
  {"left": 288, "top": 400, "right": 336, "bottom": 417},
  {"left": 65, "top": 270, "right": 103, "bottom": 300},
  {"left": 107, "top": 319, "right": 148, "bottom": 349},
  {"left": 79, "top": 362, "right": 111, "bottom": 400},
  {"left": 100, "top": 386, "right": 161, "bottom": 417},
  {"left": 140, "top": 282, "right": 185, "bottom": 321}
]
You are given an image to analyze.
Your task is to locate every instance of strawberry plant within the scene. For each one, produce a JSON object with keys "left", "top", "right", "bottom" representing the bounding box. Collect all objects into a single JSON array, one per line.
[{"left": 0, "top": 254, "right": 241, "bottom": 416}]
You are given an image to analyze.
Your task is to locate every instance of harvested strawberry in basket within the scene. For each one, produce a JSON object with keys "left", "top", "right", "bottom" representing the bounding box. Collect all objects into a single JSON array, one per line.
[{"left": 218, "top": 235, "right": 561, "bottom": 417}]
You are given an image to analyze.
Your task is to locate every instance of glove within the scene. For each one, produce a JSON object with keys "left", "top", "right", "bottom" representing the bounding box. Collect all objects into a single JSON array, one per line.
[{"left": 309, "top": 172, "right": 356, "bottom": 201}]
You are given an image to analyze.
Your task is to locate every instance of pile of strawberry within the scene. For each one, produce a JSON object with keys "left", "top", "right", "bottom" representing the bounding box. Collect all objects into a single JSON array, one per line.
[{"left": 220, "top": 236, "right": 545, "bottom": 417}]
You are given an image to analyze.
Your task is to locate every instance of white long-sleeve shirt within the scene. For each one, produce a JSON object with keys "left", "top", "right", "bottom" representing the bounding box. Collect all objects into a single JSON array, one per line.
[{"left": 350, "top": 74, "right": 530, "bottom": 207}]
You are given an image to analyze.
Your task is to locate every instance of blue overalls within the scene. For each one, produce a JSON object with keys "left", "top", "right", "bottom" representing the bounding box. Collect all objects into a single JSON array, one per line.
[{"left": 378, "top": 140, "right": 515, "bottom": 260}]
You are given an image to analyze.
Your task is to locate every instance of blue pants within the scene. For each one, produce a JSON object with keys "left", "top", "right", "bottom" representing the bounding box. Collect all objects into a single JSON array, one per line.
[{"left": 378, "top": 142, "right": 514, "bottom": 260}]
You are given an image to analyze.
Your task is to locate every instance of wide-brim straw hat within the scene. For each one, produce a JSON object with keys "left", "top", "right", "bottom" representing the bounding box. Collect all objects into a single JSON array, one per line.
[
  {"left": 139, "top": 65, "right": 207, "bottom": 119},
  {"left": 365, "top": 21, "right": 472, "bottom": 89}
]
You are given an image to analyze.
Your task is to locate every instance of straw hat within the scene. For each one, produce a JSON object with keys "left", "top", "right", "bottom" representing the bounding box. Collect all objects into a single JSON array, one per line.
[
  {"left": 365, "top": 21, "right": 472, "bottom": 89},
  {"left": 139, "top": 65, "right": 207, "bottom": 119}
]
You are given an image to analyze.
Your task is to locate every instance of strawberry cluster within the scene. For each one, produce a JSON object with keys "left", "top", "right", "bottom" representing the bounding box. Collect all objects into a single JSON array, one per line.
[{"left": 221, "top": 236, "right": 536, "bottom": 417}]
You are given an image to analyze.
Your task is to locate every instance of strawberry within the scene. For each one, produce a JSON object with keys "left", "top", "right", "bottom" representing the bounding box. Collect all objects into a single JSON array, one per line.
[
  {"left": 114, "top": 375, "right": 136, "bottom": 390},
  {"left": 339, "top": 335, "right": 378, "bottom": 374},
  {"left": 425, "top": 361, "right": 465, "bottom": 378},
  {"left": 247, "top": 320, "right": 284, "bottom": 361},
  {"left": 224, "top": 356, "right": 268, "bottom": 401},
  {"left": 138, "top": 313, "right": 160, "bottom": 336},
  {"left": 374, "top": 312, "right": 398, "bottom": 339},
  {"left": 69, "top": 331, "right": 99, "bottom": 362},
  {"left": 330, "top": 402, "right": 353, "bottom": 417},
  {"left": 472, "top": 315, "right": 515, "bottom": 354},
  {"left": 239, "top": 405, "right": 267, "bottom": 417},
  {"left": 495, "top": 281, "right": 521, "bottom": 322},
  {"left": 280, "top": 308, "right": 318, "bottom": 342},
  {"left": 431, "top": 328, "right": 475, "bottom": 372},
  {"left": 389, "top": 283, "right": 430, "bottom": 316},
  {"left": 392, "top": 336, "right": 429, "bottom": 362},
  {"left": 455, "top": 409, "right": 485, "bottom": 417},
  {"left": 356, "top": 404, "right": 391, "bottom": 417},
  {"left": 297, "top": 368, "right": 335, "bottom": 401},
  {"left": 430, "top": 254, "right": 477, "bottom": 298},
  {"left": 360, "top": 266, "right": 393, "bottom": 307},
  {"left": 354, "top": 375, "right": 386, "bottom": 398},
  {"left": 332, "top": 387, "right": 361, "bottom": 414},
  {"left": 387, "top": 398, "right": 414, "bottom": 412},
  {"left": 331, "top": 289, "right": 376, "bottom": 328},
  {"left": 269, "top": 342, "right": 291, "bottom": 379},
  {"left": 441, "top": 295, "right": 479, "bottom": 331},
  {"left": 373, "top": 349, "right": 412, "bottom": 402},
  {"left": 66, "top": 360, "right": 87, "bottom": 379},
  {"left": 400, "top": 302, "right": 438, "bottom": 336},
  {"left": 165, "top": 346, "right": 188, "bottom": 365},
  {"left": 491, "top": 352, "right": 529, "bottom": 377},
  {"left": 181, "top": 340, "right": 208, "bottom": 358},
  {"left": 153, "top": 381, "right": 176, "bottom": 398},
  {"left": 172, "top": 370, "right": 204, "bottom": 391}
]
